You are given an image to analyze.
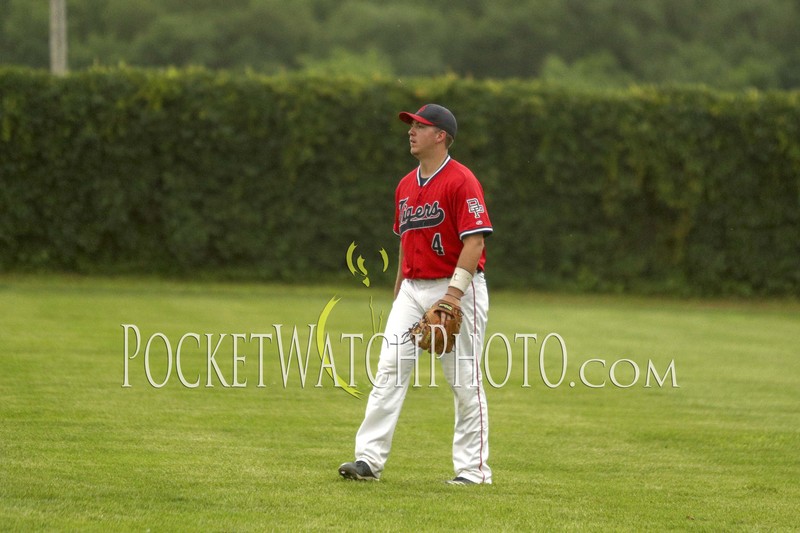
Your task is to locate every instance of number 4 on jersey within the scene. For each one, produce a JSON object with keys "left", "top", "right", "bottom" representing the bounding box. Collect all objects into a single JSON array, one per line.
[{"left": 431, "top": 233, "right": 445, "bottom": 256}]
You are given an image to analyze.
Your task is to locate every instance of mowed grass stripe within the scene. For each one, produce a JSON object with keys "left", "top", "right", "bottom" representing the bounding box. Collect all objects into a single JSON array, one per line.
[{"left": 1, "top": 275, "right": 798, "bottom": 531}]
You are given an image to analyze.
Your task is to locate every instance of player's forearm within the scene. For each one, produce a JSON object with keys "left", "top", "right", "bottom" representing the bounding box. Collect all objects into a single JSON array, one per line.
[
  {"left": 394, "top": 244, "right": 405, "bottom": 299},
  {"left": 444, "top": 234, "right": 484, "bottom": 301},
  {"left": 456, "top": 234, "right": 484, "bottom": 274}
]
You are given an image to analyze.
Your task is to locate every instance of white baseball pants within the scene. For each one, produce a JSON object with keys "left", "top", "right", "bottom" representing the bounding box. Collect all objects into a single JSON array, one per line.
[{"left": 354, "top": 274, "right": 492, "bottom": 483}]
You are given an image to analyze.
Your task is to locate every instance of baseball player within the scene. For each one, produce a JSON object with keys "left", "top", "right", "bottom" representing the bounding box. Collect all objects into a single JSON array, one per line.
[{"left": 339, "top": 104, "right": 493, "bottom": 485}]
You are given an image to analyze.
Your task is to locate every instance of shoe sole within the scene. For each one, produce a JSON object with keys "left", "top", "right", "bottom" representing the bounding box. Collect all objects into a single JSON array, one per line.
[
  {"left": 445, "top": 478, "right": 477, "bottom": 485},
  {"left": 338, "top": 463, "right": 378, "bottom": 481}
]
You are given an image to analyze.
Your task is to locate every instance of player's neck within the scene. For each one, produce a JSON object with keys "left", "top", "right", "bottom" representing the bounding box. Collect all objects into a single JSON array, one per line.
[{"left": 418, "top": 151, "right": 449, "bottom": 179}]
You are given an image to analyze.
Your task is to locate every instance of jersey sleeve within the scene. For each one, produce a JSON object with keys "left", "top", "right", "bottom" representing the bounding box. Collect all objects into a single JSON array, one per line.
[
  {"left": 453, "top": 175, "right": 492, "bottom": 239},
  {"left": 393, "top": 190, "right": 400, "bottom": 236},
  {"left": 393, "top": 171, "right": 414, "bottom": 236}
]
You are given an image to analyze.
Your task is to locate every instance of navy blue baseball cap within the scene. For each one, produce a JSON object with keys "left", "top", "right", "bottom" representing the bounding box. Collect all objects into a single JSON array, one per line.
[{"left": 399, "top": 104, "right": 457, "bottom": 138}]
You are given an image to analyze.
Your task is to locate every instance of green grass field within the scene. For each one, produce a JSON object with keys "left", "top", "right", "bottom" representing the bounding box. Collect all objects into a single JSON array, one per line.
[{"left": 1, "top": 275, "right": 798, "bottom": 531}]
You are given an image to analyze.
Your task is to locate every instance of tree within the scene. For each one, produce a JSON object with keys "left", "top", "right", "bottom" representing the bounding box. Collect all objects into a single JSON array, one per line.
[{"left": 3, "top": 0, "right": 800, "bottom": 89}]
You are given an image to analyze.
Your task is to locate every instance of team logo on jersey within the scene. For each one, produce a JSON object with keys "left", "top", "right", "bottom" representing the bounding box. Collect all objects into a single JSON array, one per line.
[
  {"left": 398, "top": 198, "right": 445, "bottom": 234},
  {"left": 467, "top": 198, "right": 485, "bottom": 219}
]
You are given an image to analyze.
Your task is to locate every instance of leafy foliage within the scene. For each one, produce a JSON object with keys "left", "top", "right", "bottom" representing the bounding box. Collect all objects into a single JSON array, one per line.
[
  {"left": 1, "top": 67, "right": 798, "bottom": 295},
  {"left": 3, "top": 0, "right": 800, "bottom": 89}
]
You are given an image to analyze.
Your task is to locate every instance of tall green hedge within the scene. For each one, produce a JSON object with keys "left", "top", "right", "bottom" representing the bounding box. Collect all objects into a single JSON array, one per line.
[{"left": 1, "top": 67, "right": 798, "bottom": 295}]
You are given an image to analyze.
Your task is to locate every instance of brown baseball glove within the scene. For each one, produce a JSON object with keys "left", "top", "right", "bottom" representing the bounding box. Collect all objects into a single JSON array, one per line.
[{"left": 408, "top": 299, "right": 463, "bottom": 354}]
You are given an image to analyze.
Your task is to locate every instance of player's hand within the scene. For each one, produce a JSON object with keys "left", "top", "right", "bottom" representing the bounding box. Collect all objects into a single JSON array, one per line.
[
  {"left": 408, "top": 298, "right": 463, "bottom": 354},
  {"left": 438, "top": 292, "right": 462, "bottom": 326}
]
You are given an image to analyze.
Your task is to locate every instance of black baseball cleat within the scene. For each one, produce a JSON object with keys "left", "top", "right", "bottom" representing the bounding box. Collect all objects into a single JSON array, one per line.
[
  {"left": 445, "top": 476, "right": 476, "bottom": 485},
  {"left": 338, "top": 460, "right": 378, "bottom": 481}
]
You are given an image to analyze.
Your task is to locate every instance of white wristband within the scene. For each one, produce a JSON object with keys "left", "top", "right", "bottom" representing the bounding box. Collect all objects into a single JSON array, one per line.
[{"left": 449, "top": 267, "right": 473, "bottom": 293}]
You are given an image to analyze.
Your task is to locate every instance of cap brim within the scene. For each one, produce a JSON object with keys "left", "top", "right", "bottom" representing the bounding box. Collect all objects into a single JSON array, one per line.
[{"left": 398, "top": 112, "right": 434, "bottom": 126}]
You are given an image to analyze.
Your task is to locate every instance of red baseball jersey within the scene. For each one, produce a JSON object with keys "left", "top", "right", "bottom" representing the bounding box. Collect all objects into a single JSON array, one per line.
[{"left": 393, "top": 156, "right": 492, "bottom": 279}]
